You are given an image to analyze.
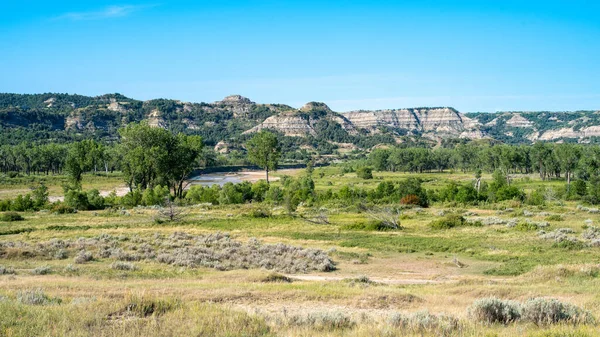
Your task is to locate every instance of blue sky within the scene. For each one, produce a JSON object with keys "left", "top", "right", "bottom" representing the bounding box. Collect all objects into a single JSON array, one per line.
[{"left": 1, "top": 1, "right": 599, "bottom": 112}]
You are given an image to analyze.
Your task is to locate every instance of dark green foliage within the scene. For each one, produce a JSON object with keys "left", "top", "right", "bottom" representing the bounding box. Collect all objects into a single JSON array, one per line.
[
  {"left": 515, "top": 221, "right": 539, "bottom": 231},
  {"left": 246, "top": 131, "right": 281, "bottom": 183},
  {"left": 429, "top": 214, "right": 476, "bottom": 229},
  {"left": 51, "top": 203, "right": 76, "bottom": 214},
  {"left": 356, "top": 167, "right": 373, "bottom": 179},
  {"left": 0, "top": 212, "right": 24, "bottom": 222},
  {"left": 341, "top": 220, "right": 399, "bottom": 231}
]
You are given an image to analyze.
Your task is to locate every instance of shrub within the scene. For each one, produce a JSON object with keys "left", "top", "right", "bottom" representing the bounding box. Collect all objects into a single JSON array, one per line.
[
  {"left": 469, "top": 297, "right": 522, "bottom": 324},
  {"left": 65, "top": 189, "right": 89, "bottom": 210},
  {"left": 10, "top": 194, "right": 35, "bottom": 211},
  {"left": 51, "top": 203, "right": 76, "bottom": 214},
  {"left": 389, "top": 311, "right": 461, "bottom": 334},
  {"left": 429, "top": 214, "right": 469, "bottom": 229},
  {"left": 74, "top": 250, "right": 93, "bottom": 264},
  {"left": 248, "top": 207, "right": 272, "bottom": 218},
  {"left": 86, "top": 189, "right": 105, "bottom": 210},
  {"left": 522, "top": 298, "right": 595, "bottom": 325},
  {"left": 287, "top": 311, "right": 355, "bottom": 330},
  {"left": 32, "top": 265, "right": 52, "bottom": 275},
  {"left": 545, "top": 214, "right": 564, "bottom": 222},
  {"left": 259, "top": 272, "right": 292, "bottom": 283},
  {"left": 142, "top": 185, "right": 170, "bottom": 206},
  {"left": 516, "top": 221, "right": 540, "bottom": 231},
  {"left": 0, "top": 212, "right": 24, "bottom": 222},
  {"left": 111, "top": 262, "right": 138, "bottom": 271},
  {"left": 186, "top": 185, "right": 220, "bottom": 205},
  {"left": 251, "top": 180, "right": 270, "bottom": 202},
  {"left": 356, "top": 167, "right": 373, "bottom": 179},
  {"left": 0, "top": 265, "right": 15, "bottom": 275},
  {"left": 17, "top": 289, "right": 61, "bottom": 305},
  {"left": 342, "top": 220, "right": 399, "bottom": 231},
  {"left": 400, "top": 194, "right": 421, "bottom": 206}
]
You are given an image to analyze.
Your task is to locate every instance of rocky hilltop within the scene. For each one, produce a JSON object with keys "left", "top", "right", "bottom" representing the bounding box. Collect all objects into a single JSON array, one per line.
[
  {"left": 342, "top": 107, "right": 483, "bottom": 139},
  {"left": 1, "top": 93, "right": 599, "bottom": 146}
]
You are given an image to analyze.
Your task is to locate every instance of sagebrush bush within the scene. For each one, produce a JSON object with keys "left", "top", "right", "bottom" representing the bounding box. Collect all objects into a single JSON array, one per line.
[
  {"left": 389, "top": 311, "right": 461, "bottom": 334},
  {"left": 17, "top": 289, "right": 61, "bottom": 305},
  {"left": 111, "top": 262, "right": 138, "bottom": 271},
  {"left": 469, "top": 297, "right": 522, "bottom": 324},
  {"left": 287, "top": 311, "right": 355, "bottom": 330},
  {"left": 0, "top": 265, "right": 15, "bottom": 275},
  {"left": 74, "top": 250, "right": 93, "bottom": 264},
  {"left": 522, "top": 298, "right": 595, "bottom": 325},
  {"left": 32, "top": 265, "right": 52, "bottom": 275}
]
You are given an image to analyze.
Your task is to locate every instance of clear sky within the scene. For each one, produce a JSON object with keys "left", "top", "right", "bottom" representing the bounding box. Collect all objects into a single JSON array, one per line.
[{"left": 1, "top": 1, "right": 599, "bottom": 112}]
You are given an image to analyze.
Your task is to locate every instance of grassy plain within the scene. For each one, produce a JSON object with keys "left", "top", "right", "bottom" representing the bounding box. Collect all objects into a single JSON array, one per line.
[{"left": 0, "top": 168, "right": 599, "bottom": 336}]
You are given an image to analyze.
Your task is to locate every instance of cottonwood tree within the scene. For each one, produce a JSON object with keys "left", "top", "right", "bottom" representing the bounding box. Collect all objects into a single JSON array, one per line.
[
  {"left": 119, "top": 123, "right": 203, "bottom": 197},
  {"left": 246, "top": 130, "right": 281, "bottom": 183}
]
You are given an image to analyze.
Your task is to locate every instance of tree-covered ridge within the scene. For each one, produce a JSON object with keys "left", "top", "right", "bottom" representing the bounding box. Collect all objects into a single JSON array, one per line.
[
  {"left": 465, "top": 110, "right": 600, "bottom": 143},
  {"left": 0, "top": 93, "right": 282, "bottom": 146}
]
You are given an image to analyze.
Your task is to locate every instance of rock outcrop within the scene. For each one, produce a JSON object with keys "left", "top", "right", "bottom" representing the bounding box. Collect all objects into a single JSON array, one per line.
[{"left": 342, "top": 107, "right": 482, "bottom": 139}]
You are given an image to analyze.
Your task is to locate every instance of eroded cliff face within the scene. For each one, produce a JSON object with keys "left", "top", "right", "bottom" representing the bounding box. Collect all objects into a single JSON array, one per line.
[
  {"left": 244, "top": 102, "right": 357, "bottom": 137},
  {"left": 341, "top": 107, "right": 483, "bottom": 139},
  {"left": 245, "top": 113, "right": 317, "bottom": 137}
]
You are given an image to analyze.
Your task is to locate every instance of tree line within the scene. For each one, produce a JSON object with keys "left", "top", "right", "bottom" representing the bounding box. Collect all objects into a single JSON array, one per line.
[{"left": 368, "top": 143, "right": 597, "bottom": 186}]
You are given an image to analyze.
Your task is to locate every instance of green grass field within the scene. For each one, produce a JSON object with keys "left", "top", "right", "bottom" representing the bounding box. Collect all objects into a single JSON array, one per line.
[{"left": 0, "top": 168, "right": 599, "bottom": 336}]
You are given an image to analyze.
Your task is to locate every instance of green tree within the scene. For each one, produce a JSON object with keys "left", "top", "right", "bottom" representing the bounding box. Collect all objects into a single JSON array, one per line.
[{"left": 246, "top": 131, "right": 281, "bottom": 183}]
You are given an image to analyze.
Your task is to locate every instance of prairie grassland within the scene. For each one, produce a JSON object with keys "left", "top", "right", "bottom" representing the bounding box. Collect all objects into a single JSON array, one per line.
[{"left": 1, "top": 170, "right": 600, "bottom": 336}]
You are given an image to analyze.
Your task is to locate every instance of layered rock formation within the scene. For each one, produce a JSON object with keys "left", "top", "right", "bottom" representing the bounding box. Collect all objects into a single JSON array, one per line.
[{"left": 342, "top": 107, "right": 483, "bottom": 139}]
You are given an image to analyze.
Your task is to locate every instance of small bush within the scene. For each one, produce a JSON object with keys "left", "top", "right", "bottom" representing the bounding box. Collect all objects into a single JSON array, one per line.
[
  {"left": 0, "top": 212, "right": 24, "bottom": 222},
  {"left": 469, "top": 297, "right": 522, "bottom": 324},
  {"left": 248, "top": 207, "right": 272, "bottom": 218},
  {"left": 389, "top": 311, "right": 461, "bottom": 334},
  {"left": 429, "top": 214, "right": 469, "bottom": 229},
  {"left": 287, "top": 311, "right": 355, "bottom": 330},
  {"left": 342, "top": 220, "right": 400, "bottom": 231},
  {"left": 545, "top": 214, "right": 564, "bottom": 222},
  {"left": 356, "top": 167, "right": 373, "bottom": 179},
  {"left": 259, "top": 272, "right": 292, "bottom": 283},
  {"left": 516, "top": 221, "right": 540, "bottom": 231},
  {"left": 522, "top": 298, "right": 595, "bottom": 325},
  {"left": 111, "top": 262, "right": 138, "bottom": 271},
  {"left": 74, "top": 250, "right": 93, "bottom": 264},
  {"left": 32, "top": 265, "right": 52, "bottom": 275},
  {"left": 0, "top": 265, "right": 15, "bottom": 275},
  {"left": 552, "top": 240, "right": 586, "bottom": 250},
  {"left": 400, "top": 194, "right": 421, "bottom": 206},
  {"left": 17, "top": 289, "right": 61, "bottom": 305},
  {"left": 51, "top": 203, "right": 76, "bottom": 214}
]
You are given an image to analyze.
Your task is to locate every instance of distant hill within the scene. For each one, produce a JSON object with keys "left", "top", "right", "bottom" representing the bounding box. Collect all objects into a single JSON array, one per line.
[{"left": 1, "top": 93, "right": 599, "bottom": 149}]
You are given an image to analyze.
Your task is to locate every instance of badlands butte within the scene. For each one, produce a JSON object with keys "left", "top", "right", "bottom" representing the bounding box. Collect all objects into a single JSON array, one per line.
[{"left": 1, "top": 93, "right": 600, "bottom": 147}]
